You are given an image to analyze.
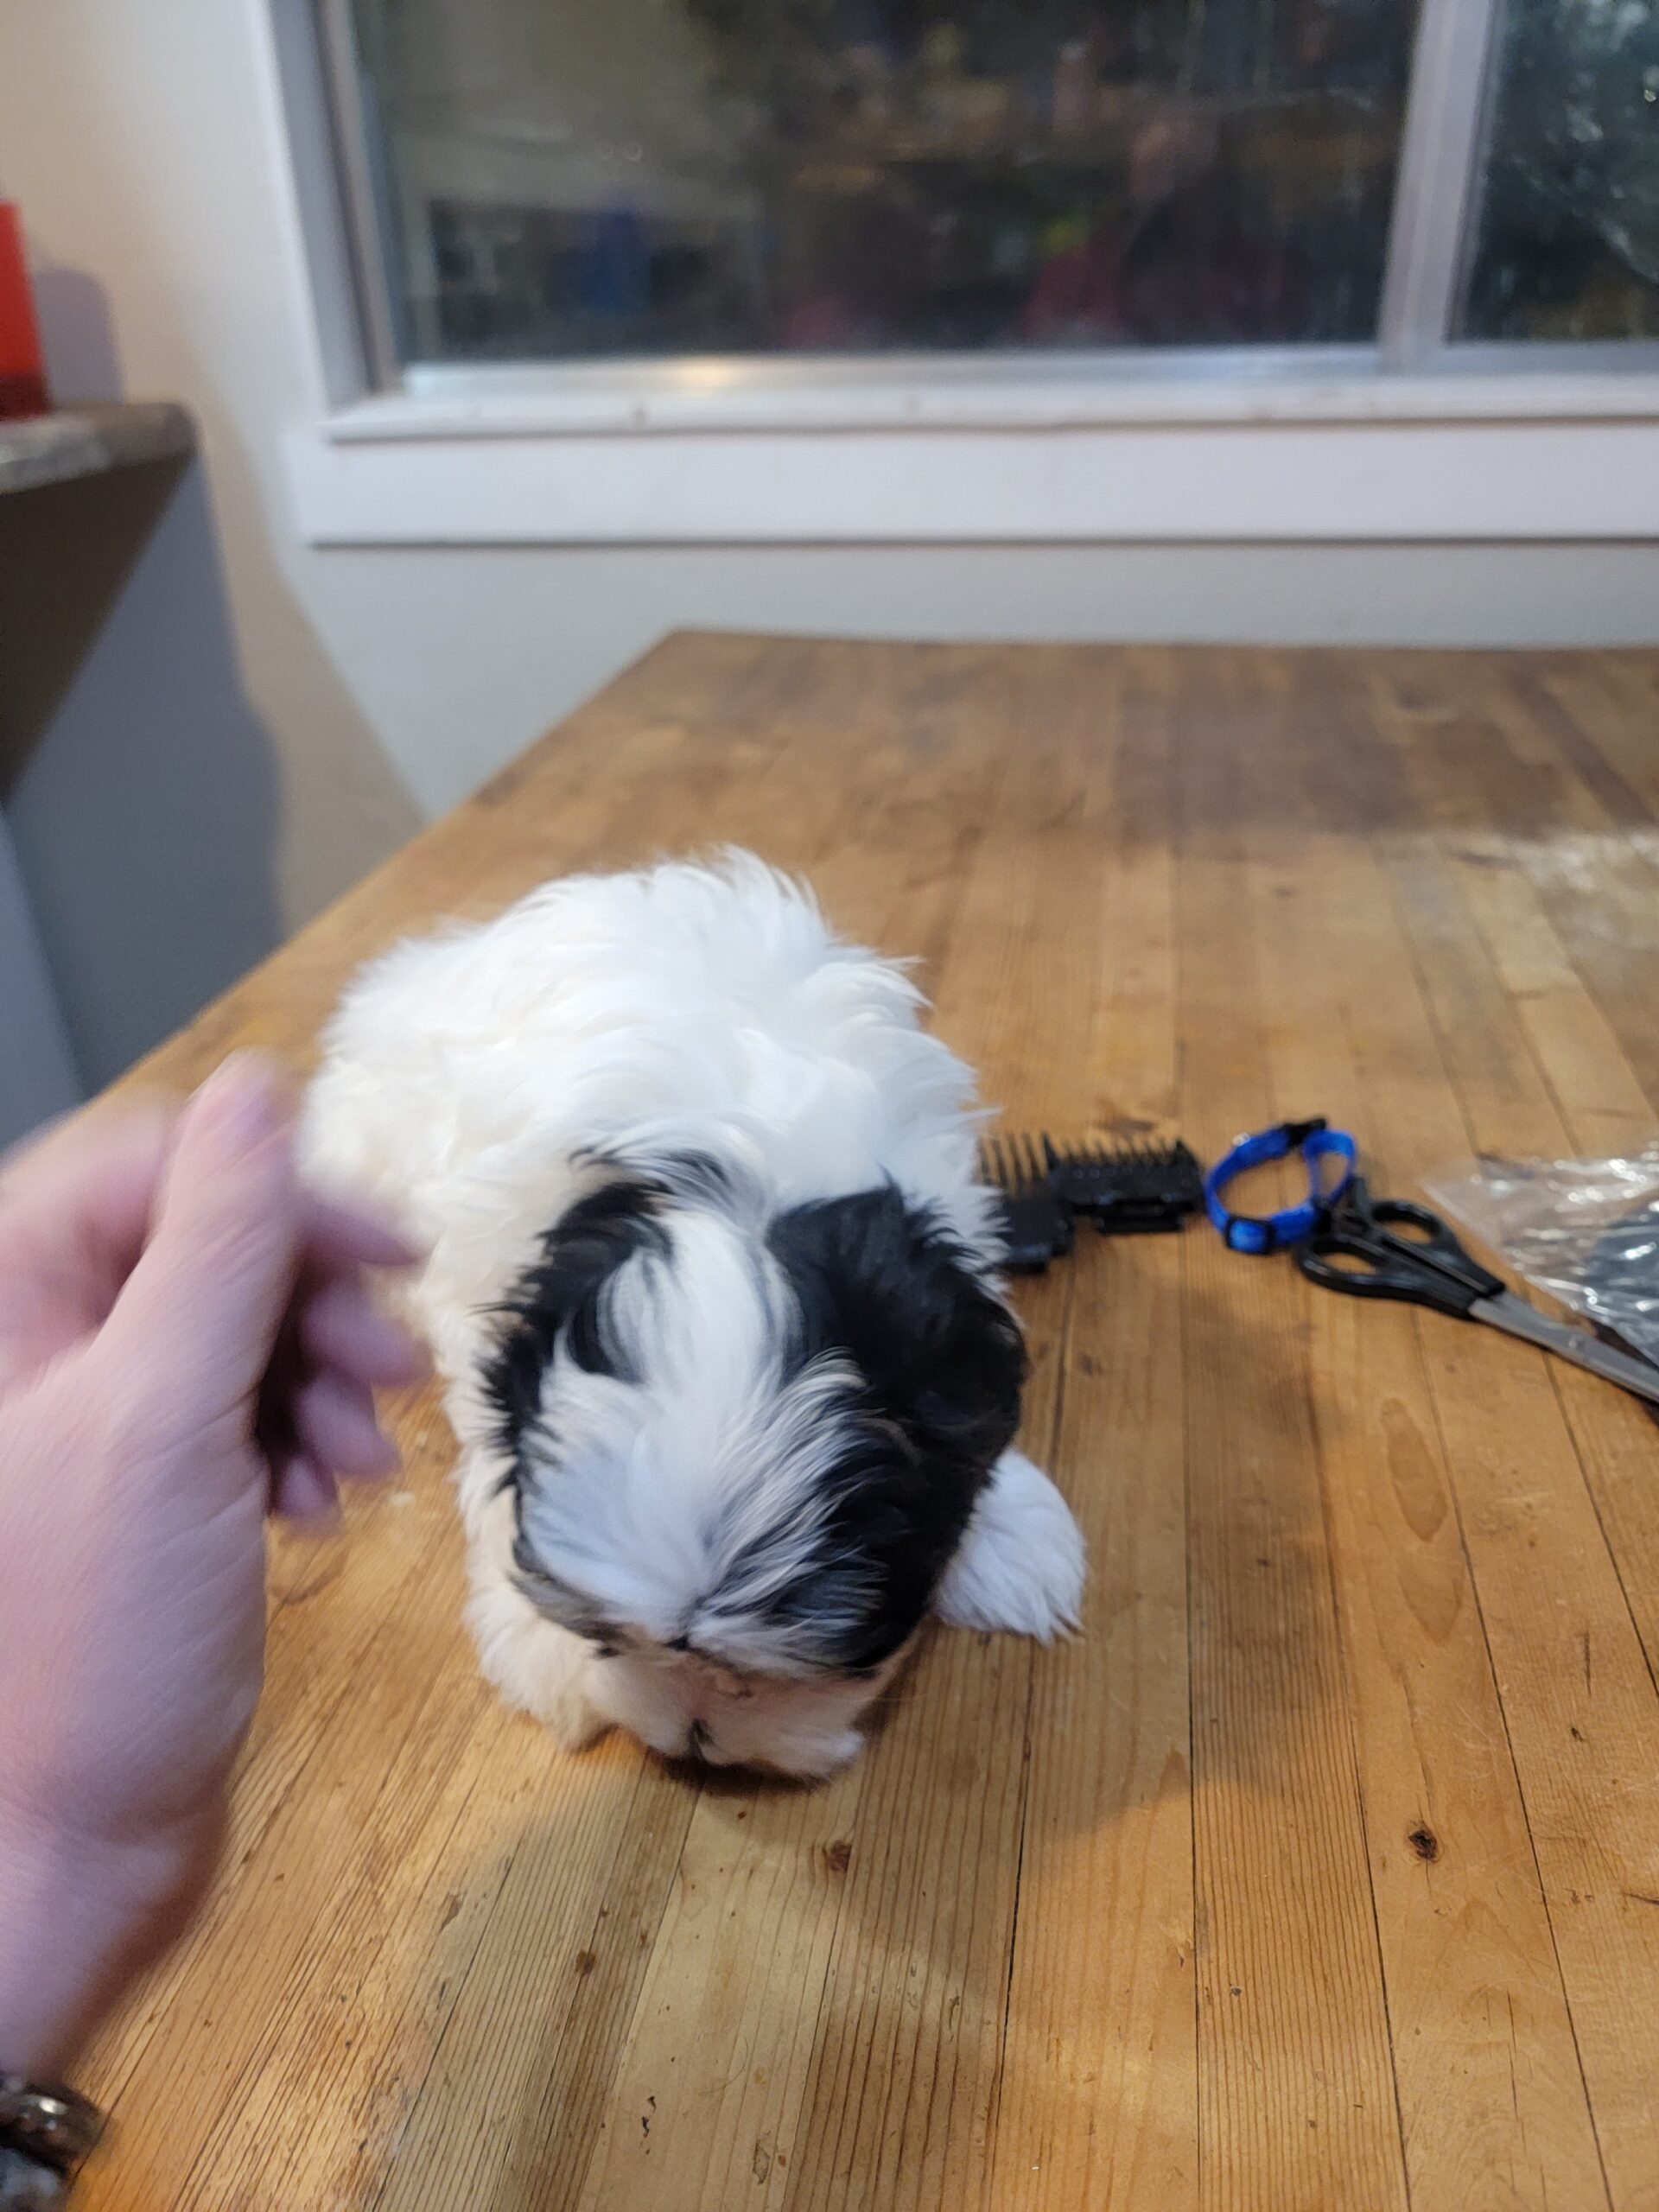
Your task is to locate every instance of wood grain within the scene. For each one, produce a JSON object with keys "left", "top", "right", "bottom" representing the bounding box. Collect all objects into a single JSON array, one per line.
[
  {"left": 71, "top": 633, "right": 1659, "bottom": 2210},
  {"left": 1239, "top": 665, "right": 1608, "bottom": 2210},
  {"left": 1173, "top": 654, "right": 1408, "bottom": 2212},
  {"left": 989, "top": 650, "right": 1196, "bottom": 2212}
]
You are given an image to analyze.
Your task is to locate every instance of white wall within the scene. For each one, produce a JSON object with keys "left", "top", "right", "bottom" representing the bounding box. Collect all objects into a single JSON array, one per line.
[
  {"left": 308, "top": 538, "right": 1659, "bottom": 816},
  {"left": 0, "top": 0, "right": 420, "bottom": 1088},
  {"left": 1, "top": 0, "right": 1656, "bottom": 1068}
]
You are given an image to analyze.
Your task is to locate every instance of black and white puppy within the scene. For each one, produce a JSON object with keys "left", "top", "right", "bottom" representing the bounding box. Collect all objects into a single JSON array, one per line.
[{"left": 302, "top": 853, "right": 1084, "bottom": 1777}]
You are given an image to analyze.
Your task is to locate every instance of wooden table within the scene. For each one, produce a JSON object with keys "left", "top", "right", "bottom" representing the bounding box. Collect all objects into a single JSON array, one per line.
[{"left": 81, "top": 635, "right": 1659, "bottom": 2211}]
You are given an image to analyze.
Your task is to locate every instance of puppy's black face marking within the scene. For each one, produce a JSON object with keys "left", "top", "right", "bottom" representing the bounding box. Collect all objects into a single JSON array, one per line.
[
  {"left": 766, "top": 1187, "right": 1027, "bottom": 1671},
  {"left": 486, "top": 1159, "right": 738, "bottom": 1646},
  {"left": 483, "top": 1166, "right": 1024, "bottom": 1680},
  {"left": 481, "top": 1174, "right": 670, "bottom": 1471}
]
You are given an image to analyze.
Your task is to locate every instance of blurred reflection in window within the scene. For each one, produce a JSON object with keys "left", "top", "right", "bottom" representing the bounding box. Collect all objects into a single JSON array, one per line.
[
  {"left": 1462, "top": 0, "right": 1659, "bottom": 340},
  {"left": 348, "top": 0, "right": 1420, "bottom": 365}
]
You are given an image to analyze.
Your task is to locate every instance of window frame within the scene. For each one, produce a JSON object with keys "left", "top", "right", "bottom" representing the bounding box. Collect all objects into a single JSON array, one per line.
[{"left": 264, "top": 0, "right": 1659, "bottom": 545}]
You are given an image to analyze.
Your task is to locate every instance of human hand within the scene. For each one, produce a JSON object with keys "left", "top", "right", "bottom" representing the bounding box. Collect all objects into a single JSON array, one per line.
[{"left": 0, "top": 1057, "right": 424, "bottom": 2079}]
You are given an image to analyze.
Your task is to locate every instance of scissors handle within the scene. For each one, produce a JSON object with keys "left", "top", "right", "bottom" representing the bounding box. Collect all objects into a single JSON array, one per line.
[{"left": 1296, "top": 1181, "right": 1506, "bottom": 1318}]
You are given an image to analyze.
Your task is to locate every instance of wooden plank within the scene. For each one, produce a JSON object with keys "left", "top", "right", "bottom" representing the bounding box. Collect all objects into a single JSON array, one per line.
[
  {"left": 1443, "top": 848, "right": 1654, "bottom": 1161},
  {"left": 1347, "top": 657, "right": 1659, "bottom": 2211},
  {"left": 1365, "top": 658, "right": 1659, "bottom": 1699},
  {"left": 992, "top": 1234, "right": 1195, "bottom": 2211},
  {"left": 777, "top": 648, "right": 1106, "bottom": 2212},
  {"left": 569, "top": 1768, "right": 864, "bottom": 2212},
  {"left": 1381, "top": 654, "right": 1659, "bottom": 1122},
  {"left": 989, "top": 648, "right": 1197, "bottom": 2212},
  {"left": 1415, "top": 1331, "right": 1659, "bottom": 2212},
  {"left": 1172, "top": 653, "right": 1408, "bottom": 2212},
  {"left": 86, "top": 1540, "right": 502, "bottom": 2209},
  {"left": 1526, "top": 658, "right": 1659, "bottom": 879},
  {"left": 1238, "top": 664, "right": 1607, "bottom": 2209},
  {"left": 370, "top": 1751, "right": 692, "bottom": 2212}
]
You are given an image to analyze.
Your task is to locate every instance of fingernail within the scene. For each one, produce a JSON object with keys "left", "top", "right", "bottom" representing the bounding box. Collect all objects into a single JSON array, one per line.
[
  {"left": 277, "top": 1457, "right": 340, "bottom": 1526},
  {"left": 194, "top": 1052, "right": 292, "bottom": 1150},
  {"left": 358, "top": 1217, "right": 423, "bottom": 1269},
  {"left": 360, "top": 1427, "right": 403, "bottom": 1478},
  {"left": 388, "top": 1330, "right": 430, "bottom": 1385},
  {"left": 357, "top": 1312, "right": 428, "bottom": 1378}
]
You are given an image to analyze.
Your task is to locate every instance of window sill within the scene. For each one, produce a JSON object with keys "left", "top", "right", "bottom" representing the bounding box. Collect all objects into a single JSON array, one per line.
[{"left": 286, "top": 359, "right": 1659, "bottom": 545}]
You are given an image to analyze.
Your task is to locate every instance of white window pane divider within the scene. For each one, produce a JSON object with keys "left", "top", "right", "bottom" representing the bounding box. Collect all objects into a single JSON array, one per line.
[
  {"left": 1377, "top": 0, "right": 1507, "bottom": 365},
  {"left": 313, "top": 0, "right": 402, "bottom": 396}
]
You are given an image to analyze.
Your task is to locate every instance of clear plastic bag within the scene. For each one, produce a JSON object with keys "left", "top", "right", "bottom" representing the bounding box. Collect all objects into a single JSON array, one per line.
[{"left": 1425, "top": 1147, "right": 1659, "bottom": 1366}]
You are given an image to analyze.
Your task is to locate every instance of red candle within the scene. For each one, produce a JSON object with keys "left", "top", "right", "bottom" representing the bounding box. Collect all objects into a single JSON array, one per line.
[{"left": 0, "top": 203, "right": 49, "bottom": 420}]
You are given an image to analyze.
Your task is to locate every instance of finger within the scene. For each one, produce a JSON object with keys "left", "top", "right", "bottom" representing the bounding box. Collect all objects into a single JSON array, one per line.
[
  {"left": 301, "top": 1195, "right": 422, "bottom": 1273},
  {"left": 0, "top": 1101, "right": 81, "bottom": 1181},
  {"left": 106, "top": 1055, "right": 303, "bottom": 1429},
  {"left": 0, "top": 1095, "right": 415, "bottom": 1284},
  {"left": 296, "top": 1279, "right": 429, "bottom": 1389},
  {"left": 0, "top": 1101, "right": 178, "bottom": 1332},
  {"left": 271, "top": 1450, "right": 340, "bottom": 1524},
  {"left": 290, "top": 1369, "right": 401, "bottom": 1478},
  {"left": 0, "top": 1088, "right": 175, "bottom": 1199}
]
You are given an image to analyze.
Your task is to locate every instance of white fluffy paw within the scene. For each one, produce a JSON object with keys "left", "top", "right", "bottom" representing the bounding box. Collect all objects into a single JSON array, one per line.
[{"left": 934, "top": 1448, "right": 1085, "bottom": 1641}]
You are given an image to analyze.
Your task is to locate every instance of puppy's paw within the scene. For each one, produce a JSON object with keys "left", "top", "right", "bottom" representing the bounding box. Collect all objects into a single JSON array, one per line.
[
  {"left": 934, "top": 1448, "right": 1085, "bottom": 1641},
  {"left": 772, "top": 1726, "right": 865, "bottom": 1782},
  {"left": 535, "top": 1682, "right": 613, "bottom": 1754},
  {"left": 466, "top": 1580, "right": 612, "bottom": 1751}
]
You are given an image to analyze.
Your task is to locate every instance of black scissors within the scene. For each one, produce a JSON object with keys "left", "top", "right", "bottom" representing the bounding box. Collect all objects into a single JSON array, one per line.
[{"left": 1298, "top": 1176, "right": 1659, "bottom": 1408}]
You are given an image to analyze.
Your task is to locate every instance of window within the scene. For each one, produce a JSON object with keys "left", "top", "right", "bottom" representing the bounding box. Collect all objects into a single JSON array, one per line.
[
  {"left": 283, "top": 0, "right": 1659, "bottom": 546},
  {"left": 323, "top": 0, "right": 1657, "bottom": 385},
  {"left": 342, "top": 0, "right": 1418, "bottom": 363},
  {"left": 1460, "top": 0, "right": 1659, "bottom": 340}
]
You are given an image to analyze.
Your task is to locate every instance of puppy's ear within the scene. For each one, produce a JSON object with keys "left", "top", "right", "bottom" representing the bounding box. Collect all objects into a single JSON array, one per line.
[
  {"left": 933, "top": 1448, "right": 1084, "bottom": 1641},
  {"left": 767, "top": 1186, "right": 1032, "bottom": 1666},
  {"left": 482, "top": 1175, "right": 669, "bottom": 1464},
  {"left": 770, "top": 1185, "right": 1026, "bottom": 1478}
]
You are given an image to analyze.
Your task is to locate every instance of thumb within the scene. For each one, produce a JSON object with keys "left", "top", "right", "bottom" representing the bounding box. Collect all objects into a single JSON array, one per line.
[{"left": 107, "top": 1054, "right": 302, "bottom": 1422}]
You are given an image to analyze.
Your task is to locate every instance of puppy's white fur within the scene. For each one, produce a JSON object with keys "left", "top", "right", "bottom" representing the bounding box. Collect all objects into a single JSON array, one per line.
[{"left": 303, "top": 852, "right": 1084, "bottom": 1777}]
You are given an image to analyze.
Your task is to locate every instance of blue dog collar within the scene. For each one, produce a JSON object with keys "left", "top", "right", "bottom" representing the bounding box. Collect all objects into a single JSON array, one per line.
[{"left": 1203, "top": 1117, "right": 1357, "bottom": 1255}]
